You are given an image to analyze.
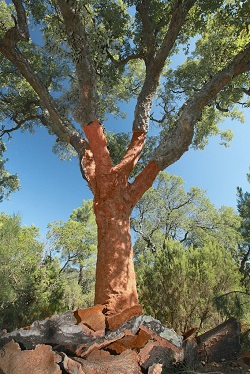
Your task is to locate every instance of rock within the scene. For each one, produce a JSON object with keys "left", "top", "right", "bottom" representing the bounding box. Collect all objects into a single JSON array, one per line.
[
  {"left": 0, "top": 311, "right": 103, "bottom": 354},
  {"left": 76, "top": 328, "right": 134, "bottom": 357},
  {"left": 196, "top": 317, "right": 241, "bottom": 363},
  {"left": 0, "top": 340, "right": 61, "bottom": 374},
  {"left": 133, "top": 315, "right": 183, "bottom": 349},
  {"left": 74, "top": 305, "right": 106, "bottom": 332},
  {"left": 105, "top": 304, "right": 143, "bottom": 330},
  {"left": 0, "top": 311, "right": 185, "bottom": 373}
]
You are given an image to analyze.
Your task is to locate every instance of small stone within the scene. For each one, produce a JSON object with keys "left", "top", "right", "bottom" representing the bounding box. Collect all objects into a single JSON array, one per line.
[
  {"left": 182, "top": 327, "right": 198, "bottom": 340},
  {"left": 132, "top": 315, "right": 183, "bottom": 348}
]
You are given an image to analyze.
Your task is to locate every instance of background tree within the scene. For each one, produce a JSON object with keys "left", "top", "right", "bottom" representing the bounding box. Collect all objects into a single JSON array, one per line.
[
  {"left": 46, "top": 200, "right": 97, "bottom": 309},
  {"left": 237, "top": 170, "right": 250, "bottom": 288},
  {"left": 136, "top": 239, "right": 244, "bottom": 333},
  {"left": 1, "top": 0, "right": 250, "bottom": 313},
  {"left": 0, "top": 140, "right": 19, "bottom": 202},
  {"left": 0, "top": 213, "right": 64, "bottom": 330},
  {"left": 132, "top": 171, "right": 241, "bottom": 254}
]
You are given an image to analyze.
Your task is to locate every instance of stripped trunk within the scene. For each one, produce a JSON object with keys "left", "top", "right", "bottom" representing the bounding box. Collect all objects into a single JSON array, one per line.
[
  {"left": 81, "top": 121, "right": 160, "bottom": 313},
  {"left": 94, "top": 192, "right": 137, "bottom": 314}
]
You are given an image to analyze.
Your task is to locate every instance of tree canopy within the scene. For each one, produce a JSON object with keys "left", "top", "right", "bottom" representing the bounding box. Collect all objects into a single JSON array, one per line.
[{"left": 0, "top": 0, "right": 250, "bottom": 161}]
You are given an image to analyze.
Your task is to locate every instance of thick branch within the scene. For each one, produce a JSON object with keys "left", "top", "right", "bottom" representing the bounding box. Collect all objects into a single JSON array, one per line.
[
  {"left": 152, "top": 41, "right": 250, "bottom": 170},
  {"left": 12, "top": 0, "right": 29, "bottom": 41},
  {"left": 129, "top": 161, "right": 160, "bottom": 206},
  {"left": 136, "top": 0, "right": 156, "bottom": 59},
  {"left": 56, "top": 0, "right": 98, "bottom": 124},
  {"left": 113, "top": 130, "right": 146, "bottom": 178},
  {"left": 133, "top": 1, "right": 196, "bottom": 132},
  {"left": 155, "top": 0, "right": 196, "bottom": 68},
  {"left": 118, "top": 53, "right": 144, "bottom": 66},
  {"left": 82, "top": 121, "right": 114, "bottom": 196},
  {"left": 83, "top": 121, "right": 112, "bottom": 174}
]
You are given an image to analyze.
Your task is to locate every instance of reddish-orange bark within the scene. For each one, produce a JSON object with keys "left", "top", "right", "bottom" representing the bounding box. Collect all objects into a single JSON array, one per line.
[{"left": 82, "top": 121, "right": 160, "bottom": 314}]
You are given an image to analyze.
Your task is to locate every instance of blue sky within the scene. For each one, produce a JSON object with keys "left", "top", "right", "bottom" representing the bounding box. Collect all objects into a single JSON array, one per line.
[{"left": 1, "top": 104, "right": 250, "bottom": 240}]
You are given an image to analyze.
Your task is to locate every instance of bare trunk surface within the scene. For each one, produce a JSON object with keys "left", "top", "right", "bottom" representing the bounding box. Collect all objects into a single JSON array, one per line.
[{"left": 94, "top": 194, "right": 138, "bottom": 314}]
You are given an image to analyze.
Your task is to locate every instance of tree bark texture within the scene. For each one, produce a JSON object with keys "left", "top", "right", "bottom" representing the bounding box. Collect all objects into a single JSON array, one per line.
[{"left": 82, "top": 121, "right": 160, "bottom": 313}]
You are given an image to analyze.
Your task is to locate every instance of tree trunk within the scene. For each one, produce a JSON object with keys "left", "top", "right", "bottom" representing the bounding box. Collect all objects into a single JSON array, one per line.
[
  {"left": 81, "top": 121, "right": 160, "bottom": 314},
  {"left": 93, "top": 192, "right": 138, "bottom": 314}
]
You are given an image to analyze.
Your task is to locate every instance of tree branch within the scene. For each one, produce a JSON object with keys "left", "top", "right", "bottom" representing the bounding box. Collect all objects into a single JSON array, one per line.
[
  {"left": 136, "top": 0, "right": 156, "bottom": 60},
  {"left": 215, "top": 290, "right": 250, "bottom": 299},
  {"left": 0, "top": 30, "right": 78, "bottom": 144},
  {"left": 133, "top": 1, "right": 196, "bottom": 132},
  {"left": 12, "top": 0, "right": 29, "bottom": 41},
  {"left": 117, "top": 53, "right": 144, "bottom": 66},
  {"left": 82, "top": 121, "right": 114, "bottom": 194},
  {"left": 155, "top": 0, "right": 196, "bottom": 68},
  {"left": 0, "top": 114, "right": 44, "bottom": 138},
  {"left": 56, "top": 0, "right": 98, "bottom": 124},
  {"left": 152, "top": 41, "right": 250, "bottom": 170},
  {"left": 129, "top": 160, "right": 160, "bottom": 206},
  {"left": 113, "top": 130, "right": 146, "bottom": 179}
]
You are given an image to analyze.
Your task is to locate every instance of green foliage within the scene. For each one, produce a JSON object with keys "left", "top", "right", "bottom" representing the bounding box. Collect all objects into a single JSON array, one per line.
[
  {"left": 133, "top": 172, "right": 248, "bottom": 331},
  {"left": 0, "top": 203, "right": 97, "bottom": 330},
  {"left": 136, "top": 239, "right": 244, "bottom": 333},
  {"left": 236, "top": 170, "right": 250, "bottom": 288},
  {"left": 0, "top": 140, "right": 19, "bottom": 202},
  {"left": 132, "top": 171, "right": 241, "bottom": 254},
  {"left": 47, "top": 200, "right": 97, "bottom": 309},
  {"left": 158, "top": 0, "right": 250, "bottom": 148},
  {"left": 0, "top": 213, "right": 64, "bottom": 330}
]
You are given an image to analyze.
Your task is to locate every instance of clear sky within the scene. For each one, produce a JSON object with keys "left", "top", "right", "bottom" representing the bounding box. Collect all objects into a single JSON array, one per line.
[{"left": 1, "top": 102, "right": 250, "bottom": 240}]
